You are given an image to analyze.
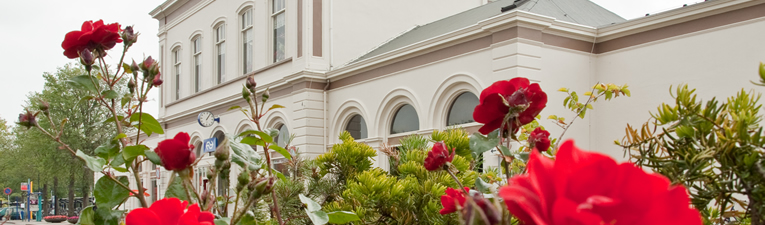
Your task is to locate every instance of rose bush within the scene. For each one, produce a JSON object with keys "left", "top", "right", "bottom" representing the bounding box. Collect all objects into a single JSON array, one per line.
[
  {"left": 61, "top": 20, "right": 122, "bottom": 58},
  {"left": 473, "top": 77, "right": 547, "bottom": 135},
  {"left": 498, "top": 140, "right": 702, "bottom": 225}
]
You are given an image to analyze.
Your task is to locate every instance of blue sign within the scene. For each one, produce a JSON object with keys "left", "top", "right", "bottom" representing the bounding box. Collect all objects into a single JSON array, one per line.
[
  {"left": 203, "top": 138, "right": 217, "bottom": 153},
  {"left": 3, "top": 188, "right": 10, "bottom": 195}
]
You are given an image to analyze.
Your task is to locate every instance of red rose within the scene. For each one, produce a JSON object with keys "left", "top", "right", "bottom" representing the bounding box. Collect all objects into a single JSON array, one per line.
[
  {"left": 498, "top": 140, "right": 702, "bottom": 225},
  {"left": 125, "top": 198, "right": 214, "bottom": 225},
  {"left": 424, "top": 141, "right": 455, "bottom": 171},
  {"left": 439, "top": 187, "right": 469, "bottom": 214},
  {"left": 528, "top": 127, "right": 550, "bottom": 152},
  {"left": 155, "top": 132, "right": 197, "bottom": 171},
  {"left": 62, "top": 20, "right": 122, "bottom": 59},
  {"left": 473, "top": 78, "right": 547, "bottom": 135}
]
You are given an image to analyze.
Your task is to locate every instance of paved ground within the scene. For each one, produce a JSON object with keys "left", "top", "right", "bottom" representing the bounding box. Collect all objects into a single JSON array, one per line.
[{"left": 3, "top": 220, "right": 52, "bottom": 225}]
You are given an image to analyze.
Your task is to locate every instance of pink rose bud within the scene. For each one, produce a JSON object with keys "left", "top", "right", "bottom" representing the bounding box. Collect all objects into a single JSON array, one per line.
[
  {"left": 122, "top": 26, "right": 138, "bottom": 45},
  {"left": 152, "top": 73, "right": 163, "bottom": 87},
  {"left": 131, "top": 60, "right": 140, "bottom": 73},
  {"left": 246, "top": 76, "right": 257, "bottom": 90},
  {"left": 17, "top": 109, "right": 37, "bottom": 129},
  {"left": 141, "top": 56, "right": 154, "bottom": 71},
  {"left": 79, "top": 49, "right": 95, "bottom": 66}
]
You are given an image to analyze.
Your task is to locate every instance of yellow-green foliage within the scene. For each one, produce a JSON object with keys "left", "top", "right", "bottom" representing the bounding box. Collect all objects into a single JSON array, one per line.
[
  {"left": 431, "top": 128, "right": 472, "bottom": 160},
  {"left": 315, "top": 131, "right": 377, "bottom": 183}
]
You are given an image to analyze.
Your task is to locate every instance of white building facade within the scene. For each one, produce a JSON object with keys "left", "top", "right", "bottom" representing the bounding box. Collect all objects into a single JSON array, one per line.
[{"left": 104, "top": 0, "right": 765, "bottom": 210}]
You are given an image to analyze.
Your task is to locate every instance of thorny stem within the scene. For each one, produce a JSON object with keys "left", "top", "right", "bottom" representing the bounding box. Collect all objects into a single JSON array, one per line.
[
  {"left": 446, "top": 169, "right": 491, "bottom": 225},
  {"left": 245, "top": 90, "right": 284, "bottom": 225},
  {"left": 554, "top": 84, "right": 599, "bottom": 151}
]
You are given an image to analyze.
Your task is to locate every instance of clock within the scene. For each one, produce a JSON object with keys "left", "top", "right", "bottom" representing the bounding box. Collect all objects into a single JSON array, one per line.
[{"left": 197, "top": 111, "right": 219, "bottom": 127}]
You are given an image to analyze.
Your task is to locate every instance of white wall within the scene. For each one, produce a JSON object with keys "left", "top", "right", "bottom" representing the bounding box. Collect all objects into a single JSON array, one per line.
[{"left": 592, "top": 17, "right": 765, "bottom": 160}]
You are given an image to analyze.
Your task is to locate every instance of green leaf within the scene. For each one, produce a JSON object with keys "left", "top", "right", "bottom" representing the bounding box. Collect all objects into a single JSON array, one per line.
[
  {"left": 327, "top": 211, "right": 361, "bottom": 224},
  {"left": 165, "top": 174, "right": 188, "bottom": 201},
  {"left": 469, "top": 130, "right": 499, "bottom": 157},
  {"left": 238, "top": 211, "right": 257, "bottom": 225},
  {"left": 269, "top": 104, "right": 285, "bottom": 110},
  {"left": 214, "top": 219, "right": 230, "bottom": 225},
  {"left": 67, "top": 75, "right": 98, "bottom": 93},
  {"left": 123, "top": 145, "right": 149, "bottom": 163},
  {"left": 269, "top": 145, "right": 292, "bottom": 160},
  {"left": 104, "top": 115, "right": 124, "bottom": 124},
  {"left": 240, "top": 136, "right": 265, "bottom": 146},
  {"left": 122, "top": 63, "right": 133, "bottom": 74},
  {"left": 228, "top": 105, "right": 241, "bottom": 111},
  {"left": 94, "top": 206, "right": 123, "bottom": 225},
  {"left": 121, "top": 95, "right": 131, "bottom": 107},
  {"left": 94, "top": 176, "right": 130, "bottom": 210},
  {"left": 110, "top": 155, "right": 126, "bottom": 168},
  {"left": 77, "top": 150, "right": 106, "bottom": 172},
  {"left": 130, "top": 113, "right": 164, "bottom": 136},
  {"left": 114, "top": 133, "right": 127, "bottom": 140},
  {"left": 272, "top": 168, "right": 287, "bottom": 182},
  {"left": 306, "top": 211, "right": 329, "bottom": 225},
  {"left": 145, "top": 150, "right": 162, "bottom": 166},
  {"left": 102, "top": 90, "right": 119, "bottom": 99},
  {"left": 605, "top": 90, "right": 613, "bottom": 100},
  {"left": 112, "top": 167, "right": 128, "bottom": 172},
  {"left": 253, "top": 130, "right": 273, "bottom": 143},
  {"left": 498, "top": 145, "right": 512, "bottom": 156},
  {"left": 475, "top": 177, "right": 491, "bottom": 193},
  {"left": 513, "top": 152, "right": 530, "bottom": 163},
  {"left": 227, "top": 134, "right": 263, "bottom": 171},
  {"left": 266, "top": 128, "right": 279, "bottom": 138},
  {"left": 95, "top": 139, "right": 120, "bottom": 160},
  {"left": 299, "top": 194, "right": 322, "bottom": 212},
  {"left": 77, "top": 206, "right": 95, "bottom": 225}
]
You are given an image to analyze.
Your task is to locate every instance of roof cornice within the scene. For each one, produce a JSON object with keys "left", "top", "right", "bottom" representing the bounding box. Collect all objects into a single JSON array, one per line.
[{"left": 149, "top": 0, "right": 190, "bottom": 19}]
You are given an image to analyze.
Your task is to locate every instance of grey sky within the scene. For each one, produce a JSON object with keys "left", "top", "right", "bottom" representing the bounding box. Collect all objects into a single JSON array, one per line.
[{"left": 0, "top": 0, "right": 702, "bottom": 124}]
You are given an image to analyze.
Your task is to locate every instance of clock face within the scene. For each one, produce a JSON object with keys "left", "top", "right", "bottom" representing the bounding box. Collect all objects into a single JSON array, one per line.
[{"left": 198, "top": 111, "right": 215, "bottom": 127}]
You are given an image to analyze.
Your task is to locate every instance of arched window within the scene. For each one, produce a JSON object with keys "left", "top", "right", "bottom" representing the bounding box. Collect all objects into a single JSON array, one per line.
[
  {"left": 345, "top": 115, "right": 367, "bottom": 139},
  {"left": 274, "top": 124, "right": 290, "bottom": 147},
  {"left": 447, "top": 92, "right": 479, "bottom": 126},
  {"left": 390, "top": 104, "right": 419, "bottom": 134}
]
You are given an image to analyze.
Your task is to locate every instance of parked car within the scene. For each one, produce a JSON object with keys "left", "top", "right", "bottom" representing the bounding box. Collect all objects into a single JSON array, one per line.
[{"left": 0, "top": 207, "right": 23, "bottom": 220}]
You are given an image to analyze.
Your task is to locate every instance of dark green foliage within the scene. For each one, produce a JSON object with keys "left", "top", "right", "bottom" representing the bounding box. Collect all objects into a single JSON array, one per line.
[
  {"left": 620, "top": 85, "right": 765, "bottom": 225},
  {"left": 315, "top": 131, "right": 377, "bottom": 185}
]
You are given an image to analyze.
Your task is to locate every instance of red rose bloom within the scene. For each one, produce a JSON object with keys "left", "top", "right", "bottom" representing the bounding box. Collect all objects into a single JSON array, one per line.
[
  {"left": 473, "top": 78, "right": 547, "bottom": 135},
  {"left": 498, "top": 140, "right": 702, "bottom": 225},
  {"left": 424, "top": 141, "right": 455, "bottom": 171},
  {"left": 155, "top": 132, "right": 197, "bottom": 171},
  {"left": 528, "top": 127, "right": 550, "bottom": 152},
  {"left": 62, "top": 20, "right": 122, "bottom": 59},
  {"left": 439, "top": 187, "right": 469, "bottom": 215},
  {"left": 125, "top": 198, "right": 214, "bottom": 225}
]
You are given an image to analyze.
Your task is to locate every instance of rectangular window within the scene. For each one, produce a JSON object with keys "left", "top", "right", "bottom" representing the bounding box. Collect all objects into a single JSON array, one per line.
[
  {"left": 173, "top": 49, "right": 181, "bottom": 100},
  {"left": 241, "top": 9, "right": 253, "bottom": 74},
  {"left": 272, "top": 0, "right": 286, "bottom": 62},
  {"left": 215, "top": 25, "right": 226, "bottom": 84},
  {"left": 193, "top": 38, "right": 201, "bottom": 93}
]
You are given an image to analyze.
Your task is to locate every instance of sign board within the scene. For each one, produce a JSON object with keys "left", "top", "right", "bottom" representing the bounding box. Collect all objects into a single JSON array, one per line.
[
  {"left": 20, "top": 183, "right": 28, "bottom": 191},
  {"left": 202, "top": 138, "right": 217, "bottom": 153},
  {"left": 4, "top": 188, "right": 11, "bottom": 195}
]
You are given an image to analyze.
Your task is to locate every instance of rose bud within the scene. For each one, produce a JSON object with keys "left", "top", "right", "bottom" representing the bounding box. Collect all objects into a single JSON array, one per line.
[
  {"left": 39, "top": 100, "right": 50, "bottom": 112},
  {"left": 262, "top": 88, "right": 270, "bottom": 102},
  {"left": 128, "top": 79, "right": 136, "bottom": 94},
  {"left": 131, "top": 60, "right": 140, "bottom": 73},
  {"left": 17, "top": 109, "right": 37, "bottom": 129},
  {"left": 122, "top": 26, "right": 138, "bottom": 46},
  {"left": 152, "top": 72, "right": 163, "bottom": 87},
  {"left": 242, "top": 86, "right": 251, "bottom": 102},
  {"left": 155, "top": 132, "right": 197, "bottom": 171},
  {"left": 79, "top": 49, "right": 95, "bottom": 70},
  {"left": 245, "top": 76, "right": 257, "bottom": 90},
  {"left": 214, "top": 143, "right": 230, "bottom": 161},
  {"left": 528, "top": 127, "right": 551, "bottom": 152},
  {"left": 424, "top": 141, "right": 455, "bottom": 171},
  {"left": 140, "top": 56, "right": 155, "bottom": 71}
]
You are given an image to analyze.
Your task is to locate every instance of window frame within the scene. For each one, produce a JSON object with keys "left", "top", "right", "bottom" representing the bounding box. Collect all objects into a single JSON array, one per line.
[
  {"left": 192, "top": 36, "right": 202, "bottom": 93},
  {"left": 240, "top": 8, "right": 254, "bottom": 74},
  {"left": 214, "top": 24, "right": 226, "bottom": 84},
  {"left": 271, "top": 0, "right": 286, "bottom": 62},
  {"left": 390, "top": 104, "right": 420, "bottom": 135},
  {"left": 172, "top": 47, "right": 182, "bottom": 100},
  {"left": 446, "top": 92, "right": 479, "bottom": 126}
]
